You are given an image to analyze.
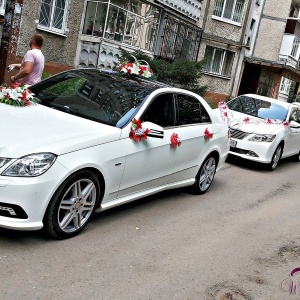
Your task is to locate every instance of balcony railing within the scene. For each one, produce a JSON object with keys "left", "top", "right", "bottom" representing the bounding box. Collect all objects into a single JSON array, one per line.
[{"left": 279, "top": 33, "right": 300, "bottom": 68}]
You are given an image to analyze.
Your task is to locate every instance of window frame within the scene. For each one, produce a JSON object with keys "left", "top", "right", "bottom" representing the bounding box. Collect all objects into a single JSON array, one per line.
[
  {"left": 37, "top": 0, "right": 70, "bottom": 36},
  {"left": 212, "top": 0, "right": 245, "bottom": 26},
  {"left": 141, "top": 93, "right": 176, "bottom": 128},
  {"left": 203, "top": 46, "right": 235, "bottom": 78},
  {"left": 0, "top": 0, "right": 6, "bottom": 16},
  {"left": 175, "top": 93, "right": 211, "bottom": 126},
  {"left": 279, "top": 77, "right": 292, "bottom": 95}
]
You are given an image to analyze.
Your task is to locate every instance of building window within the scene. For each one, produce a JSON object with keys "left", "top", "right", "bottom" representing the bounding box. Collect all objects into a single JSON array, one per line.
[
  {"left": 280, "top": 77, "right": 292, "bottom": 95},
  {"left": 291, "top": 36, "right": 300, "bottom": 58},
  {"left": 83, "top": 0, "right": 161, "bottom": 52},
  {"left": 0, "top": 0, "right": 6, "bottom": 16},
  {"left": 213, "top": 0, "right": 245, "bottom": 24},
  {"left": 38, "top": 0, "right": 70, "bottom": 35},
  {"left": 245, "top": 18, "right": 256, "bottom": 48},
  {"left": 204, "top": 46, "right": 234, "bottom": 77},
  {"left": 257, "top": 76, "right": 275, "bottom": 97}
]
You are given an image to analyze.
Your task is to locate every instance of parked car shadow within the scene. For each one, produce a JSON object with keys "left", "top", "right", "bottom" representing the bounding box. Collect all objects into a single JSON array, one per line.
[{"left": 226, "top": 154, "right": 294, "bottom": 171}]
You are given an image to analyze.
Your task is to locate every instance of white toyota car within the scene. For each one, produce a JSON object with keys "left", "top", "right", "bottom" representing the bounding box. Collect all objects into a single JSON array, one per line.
[
  {"left": 0, "top": 69, "right": 229, "bottom": 239},
  {"left": 217, "top": 94, "right": 300, "bottom": 170}
]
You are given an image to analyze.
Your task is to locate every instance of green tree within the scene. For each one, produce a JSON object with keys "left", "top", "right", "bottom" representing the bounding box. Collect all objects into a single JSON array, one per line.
[{"left": 118, "top": 49, "right": 208, "bottom": 96}]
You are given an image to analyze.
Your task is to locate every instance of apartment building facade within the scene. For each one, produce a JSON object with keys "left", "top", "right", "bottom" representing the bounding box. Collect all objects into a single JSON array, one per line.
[
  {"left": 1, "top": 0, "right": 299, "bottom": 104},
  {"left": 199, "top": 0, "right": 300, "bottom": 103},
  {"left": 0, "top": 0, "right": 203, "bottom": 85}
]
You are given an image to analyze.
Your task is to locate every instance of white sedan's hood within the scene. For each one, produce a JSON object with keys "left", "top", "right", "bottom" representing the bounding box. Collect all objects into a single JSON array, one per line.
[
  {"left": 228, "top": 110, "right": 283, "bottom": 134},
  {"left": 0, "top": 103, "right": 121, "bottom": 158}
]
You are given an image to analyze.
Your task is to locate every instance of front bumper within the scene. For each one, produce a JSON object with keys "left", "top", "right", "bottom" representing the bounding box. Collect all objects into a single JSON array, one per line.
[
  {"left": 0, "top": 160, "right": 69, "bottom": 231},
  {"left": 229, "top": 138, "right": 278, "bottom": 164}
]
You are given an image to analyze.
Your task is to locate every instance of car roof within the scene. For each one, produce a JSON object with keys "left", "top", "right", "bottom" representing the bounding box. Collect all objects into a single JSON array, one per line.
[
  {"left": 67, "top": 68, "right": 169, "bottom": 89},
  {"left": 236, "top": 94, "right": 294, "bottom": 109}
]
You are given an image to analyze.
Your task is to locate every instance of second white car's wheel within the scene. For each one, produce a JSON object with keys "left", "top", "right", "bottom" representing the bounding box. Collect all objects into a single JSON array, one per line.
[
  {"left": 44, "top": 171, "right": 100, "bottom": 239},
  {"left": 191, "top": 155, "right": 217, "bottom": 195},
  {"left": 267, "top": 145, "right": 282, "bottom": 171}
]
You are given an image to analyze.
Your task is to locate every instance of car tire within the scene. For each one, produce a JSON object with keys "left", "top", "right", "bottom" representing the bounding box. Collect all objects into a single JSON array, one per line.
[
  {"left": 43, "top": 170, "right": 100, "bottom": 239},
  {"left": 191, "top": 155, "right": 217, "bottom": 195},
  {"left": 267, "top": 145, "right": 282, "bottom": 171}
]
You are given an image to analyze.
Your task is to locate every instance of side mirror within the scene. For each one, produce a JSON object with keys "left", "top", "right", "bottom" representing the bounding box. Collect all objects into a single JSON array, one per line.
[
  {"left": 289, "top": 120, "right": 300, "bottom": 128},
  {"left": 142, "top": 121, "right": 164, "bottom": 139}
]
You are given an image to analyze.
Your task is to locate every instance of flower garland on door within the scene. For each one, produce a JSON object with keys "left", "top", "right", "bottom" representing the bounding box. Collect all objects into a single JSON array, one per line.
[
  {"left": 118, "top": 56, "right": 154, "bottom": 79},
  {"left": 170, "top": 133, "right": 181, "bottom": 147},
  {"left": 204, "top": 128, "right": 213, "bottom": 139},
  {"left": 0, "top": 83, "right": 35, "bottom": 107},
  {"left": 129, "top": 118, "right": 150, "bottom": 142}
]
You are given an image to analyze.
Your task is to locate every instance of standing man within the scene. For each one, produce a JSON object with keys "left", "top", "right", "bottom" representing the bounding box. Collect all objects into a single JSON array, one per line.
[{"left": 9, "top": 34, "right": 45, "bottom": 86}]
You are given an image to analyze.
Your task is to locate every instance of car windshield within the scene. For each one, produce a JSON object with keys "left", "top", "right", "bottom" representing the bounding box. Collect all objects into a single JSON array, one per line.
[
  {"left": 227, "top": 95, "right": 288, "bottom": 121},
  {"left": 30, "top": 69, "right": 163, "bottom": 127}
]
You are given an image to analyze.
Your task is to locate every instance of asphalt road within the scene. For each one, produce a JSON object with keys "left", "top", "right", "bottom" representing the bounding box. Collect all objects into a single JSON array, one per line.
[{"left": 0, "top": 156, "right": 300, "bottom": 300}]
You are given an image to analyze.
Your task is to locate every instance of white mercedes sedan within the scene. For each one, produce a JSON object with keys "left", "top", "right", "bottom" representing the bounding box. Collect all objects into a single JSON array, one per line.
[
  {"left": 217, "top": 94, "right": 300, "bottom": 171},
  {"left": 0, "top": 69, "right": 229, "bottom": 239}
]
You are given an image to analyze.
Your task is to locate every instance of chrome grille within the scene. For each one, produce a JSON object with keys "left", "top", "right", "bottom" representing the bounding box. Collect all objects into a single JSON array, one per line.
[{"left": 229, "top": 128, "right": 249, "bottom": 140}]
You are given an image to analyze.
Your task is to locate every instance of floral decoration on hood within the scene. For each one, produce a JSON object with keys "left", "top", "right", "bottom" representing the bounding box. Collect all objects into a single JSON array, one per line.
[{"left": 0, "top": 83, "right": 35, "bottom": 107}]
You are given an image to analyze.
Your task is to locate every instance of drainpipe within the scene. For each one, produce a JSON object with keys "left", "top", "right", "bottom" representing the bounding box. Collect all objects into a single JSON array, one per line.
[{"left": 0, "top": 0, "right": 22, "bottom": 85}]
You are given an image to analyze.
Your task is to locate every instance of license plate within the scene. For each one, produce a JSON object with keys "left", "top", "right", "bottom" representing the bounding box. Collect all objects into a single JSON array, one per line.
[{"left": 230, "top": 139, "right": 237, "bottom": 147}]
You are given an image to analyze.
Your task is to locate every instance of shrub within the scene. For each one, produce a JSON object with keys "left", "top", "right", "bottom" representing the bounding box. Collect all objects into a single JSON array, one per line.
[{"left": 118, "top": 48, "right": 208, "bottom": 96}]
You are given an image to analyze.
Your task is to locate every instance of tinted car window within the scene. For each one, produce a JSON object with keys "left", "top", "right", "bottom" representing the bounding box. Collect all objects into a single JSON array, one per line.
[
  {"left": 31, "top": 70, "right": 163, "bottom": 127},
  {"left": 142, "top": 93, "right": 175, "bottom": 127},
  {"left": 176, "top": 94, "right": 211, "bottom": 125},
  {"left": 228, "top": 95, "right": 288, "bottom": 121}
]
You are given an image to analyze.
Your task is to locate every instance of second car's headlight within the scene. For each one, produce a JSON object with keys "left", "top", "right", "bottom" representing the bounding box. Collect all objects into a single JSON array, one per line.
[
  {"left": 248, "top": 134, "right": 276, "bottom": 142},
  {"left": 2, "top": 153, "right": 57, "bottom": 177}
]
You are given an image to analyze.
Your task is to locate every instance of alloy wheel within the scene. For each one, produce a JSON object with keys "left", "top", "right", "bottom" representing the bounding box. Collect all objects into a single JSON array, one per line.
[
  {"left": 199, "top": 157, "right": 216, "bottom": 192},
  {"left": 57, "top": 178, "right": 97, "bottom": 233}
]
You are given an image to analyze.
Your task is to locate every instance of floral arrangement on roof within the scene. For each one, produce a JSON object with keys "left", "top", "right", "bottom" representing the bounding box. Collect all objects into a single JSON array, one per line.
[
  {"left": 118, "top": 55, "right": 154, "bottom": 79},
  {"left": 0, "top": 83, "right": 35, "bottom": 107},
  {"left": 129, "top": 118, "right": 150, "bottom": 142},
  {"left": 218, "top": 102, "right": 289, "bottom": 129}
]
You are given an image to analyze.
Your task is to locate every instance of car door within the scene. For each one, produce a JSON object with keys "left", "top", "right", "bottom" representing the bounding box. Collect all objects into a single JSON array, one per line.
[
  {"left": 169, "top": 93, "right": 215, "bottom": 183},
  {"left": 284, "top": 107, "right": 300, "bottom": 156},
  {"left": 117, "top": 93, "right": 177, "bottom": 198}
]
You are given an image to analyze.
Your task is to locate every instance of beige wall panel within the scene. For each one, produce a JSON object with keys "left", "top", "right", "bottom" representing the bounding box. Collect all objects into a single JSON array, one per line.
[
  {"left": 263, "top": 0, "right": 291, "bottom": 18},
  {"left": 204, "top": 18, "right": 243, "bottom": 42},
  {"left": 198, "top": 41, "right": 241, "bottom": 96},
  {"left": 202, "top": 0, "right": 251, "bottom": 42},
  {"left": 253, "top": 18, "right": 286, "bottom": 61},
  {"left": 18, "top": 0, "right": 84, "bottom": 67}
]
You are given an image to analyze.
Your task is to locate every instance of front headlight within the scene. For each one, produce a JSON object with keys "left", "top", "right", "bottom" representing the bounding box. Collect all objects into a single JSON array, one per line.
[
  {"left": 2, "top": 153, "right": 57, "bottom": 177},
  {"left": 0, "top": 158, "right": 11, "bottom": 168},
  {"left": 248, "top": 134, "right": 276, "bottom": 142}
]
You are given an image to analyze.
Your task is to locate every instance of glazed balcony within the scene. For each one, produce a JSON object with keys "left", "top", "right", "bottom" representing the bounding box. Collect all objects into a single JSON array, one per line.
[{"left": 279, "top": 18, "right": 300, "bottom": 68}]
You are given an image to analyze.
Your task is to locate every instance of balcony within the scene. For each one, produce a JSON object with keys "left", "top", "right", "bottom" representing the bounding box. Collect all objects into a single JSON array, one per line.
[{"left": 279, "top": 19, "right": 300, "bottom": 68}]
